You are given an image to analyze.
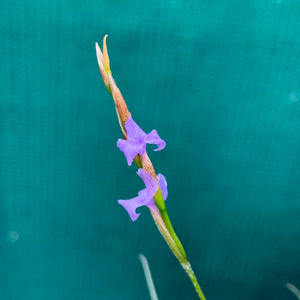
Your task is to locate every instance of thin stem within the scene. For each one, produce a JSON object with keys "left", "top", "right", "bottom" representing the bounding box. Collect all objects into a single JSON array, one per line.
[
  {"left": 150, "top": 207, "right": 206, "bottom": 300},
  {"left": 182, "top": 262, "right": 206, "bottom": 300},
  {"left": 139, "top": 254, "right": 159, "bottom": 300},
  {"left": 286, "top": 282, "right": 300, "bottom": 300},
  {"left": 155, "top": 192, "right": 187, "bottom": 260}
]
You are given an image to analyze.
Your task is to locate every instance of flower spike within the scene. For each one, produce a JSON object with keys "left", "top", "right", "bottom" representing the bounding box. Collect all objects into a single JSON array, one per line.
[
  {"left": 118, "top": 169, "right": 168, "bottom": 221},
  {"left": 96, "top": 36, "right": 206, "bottom": 300},
  {"left": 117, "top": 114, "right": 166, "bottom": 166}
]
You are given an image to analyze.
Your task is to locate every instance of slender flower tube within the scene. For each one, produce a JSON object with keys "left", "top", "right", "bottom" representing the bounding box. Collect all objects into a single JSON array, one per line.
[{"left": 95, "top": 36, "right": 206, "bottom": 300}]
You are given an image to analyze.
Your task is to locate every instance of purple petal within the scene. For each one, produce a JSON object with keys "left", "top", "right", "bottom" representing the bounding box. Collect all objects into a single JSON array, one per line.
[
  {"left": 137, "top": 168, "right": 158, "bottom": 195},
  {"left": 125, "top": 114, "right": 147, "bottom": 142},
  {"left": 157, "top": 173, "right": 168, "bottom": 200},
  {"left": 118, "top": 169, "right": 159, "bottom": 221},
  {"left": 118, "top": 195, "right": 145, "bottom": 221},
  {"left": 146, "top": 129, "right": 166, "bottom": 151},
  {"left": 117, "top": 139, "right": 145, "bottom": 166},
  {"left": 118, "top": 194, "right": 156, "bottom": 221},
  {"left": 117, "top": 115, "right": 166, "bottom": 166}
]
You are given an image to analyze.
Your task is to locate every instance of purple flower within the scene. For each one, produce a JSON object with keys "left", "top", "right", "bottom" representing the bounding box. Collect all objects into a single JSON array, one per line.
[
  {"left": 118, "top": 169, "right": 168, "bottom": 221},
  {"left": 117, "top": 114, "right": 166, "bottom": 166}
]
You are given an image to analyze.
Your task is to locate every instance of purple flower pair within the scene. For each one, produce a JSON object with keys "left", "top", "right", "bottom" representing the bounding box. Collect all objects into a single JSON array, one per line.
[{"left": 117, "top": 114, "right": 167, "bottom": 221}]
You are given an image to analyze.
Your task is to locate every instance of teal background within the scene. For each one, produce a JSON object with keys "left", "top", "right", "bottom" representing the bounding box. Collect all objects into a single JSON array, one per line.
[{"left": 1, "top": 1, "right": 300, "bottom": 299}]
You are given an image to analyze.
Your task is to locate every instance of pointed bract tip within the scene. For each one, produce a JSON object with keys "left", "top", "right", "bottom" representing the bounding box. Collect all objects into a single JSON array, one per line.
[
  {"left": 95, "top": 42, "right": 104, "bottom": 68},
  {"left": 103, "top": 35, "right": 111, "bottom": 73},
  {"left": 95, "top": 42, "right": 100, "bottom": 54}
]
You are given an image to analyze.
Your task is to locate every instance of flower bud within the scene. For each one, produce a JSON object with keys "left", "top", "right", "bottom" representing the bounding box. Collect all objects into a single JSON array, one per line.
[{"left": 96, "top": 36, "right": 130, "bottom": 137}]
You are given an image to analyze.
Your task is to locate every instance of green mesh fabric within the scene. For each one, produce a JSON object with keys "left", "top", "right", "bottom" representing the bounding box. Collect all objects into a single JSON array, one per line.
[{"left": 1, "top": 1, "right": 299, "bottom": 299}]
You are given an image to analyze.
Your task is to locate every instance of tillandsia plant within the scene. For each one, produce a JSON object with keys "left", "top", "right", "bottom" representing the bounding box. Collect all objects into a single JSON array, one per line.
[{"left": 95, "top": 35, "right": 206, "bottom": 300}]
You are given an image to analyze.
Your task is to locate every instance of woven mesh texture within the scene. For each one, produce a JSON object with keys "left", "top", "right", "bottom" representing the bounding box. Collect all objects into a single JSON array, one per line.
[{"left": 1, "top": 1, "right": 299, "bottom": 299}]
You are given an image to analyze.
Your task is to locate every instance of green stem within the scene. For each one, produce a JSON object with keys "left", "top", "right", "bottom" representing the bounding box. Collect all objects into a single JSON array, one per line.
[
  {"left": 182, "top": 261, "right": 206, "bottom": 300},
  {"left": 155, "top": 195, "right": 207, "bottom": 300},
  {"left": 155, "top": 192, "right": 187, "bottom": 260},
  {"left": 150, "top": 208, "right": 206, "bottom": 300}
]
